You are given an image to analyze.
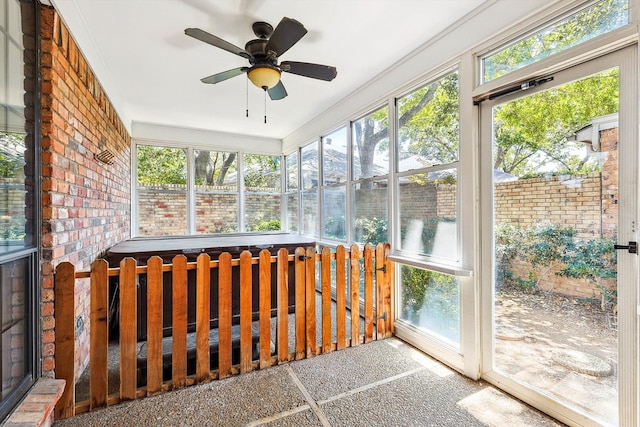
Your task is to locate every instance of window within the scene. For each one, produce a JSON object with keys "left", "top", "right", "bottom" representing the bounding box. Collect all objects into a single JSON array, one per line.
[
  {"left": 322, "top": 127, "right": 347, "bottom": 241},
  {"left": 352, "top": 106, "right": 389, "bottom": 245},
  {"left": 136, "top": 145, "right": 188, "bottom": 235},
  {"left": 399, "top": 266, "right": 460, "bottom": 344},
  {"left": 244, "top": 154, "right": 281, "bottom": 231},
  {"left": 136, "top": 146, "right": 285, "bottom": 235},
  {"left": 300, "top": 142, "right": 319, "bottom": 236},
  {"left": 195, "top": 150, "right": 238, "bottom": 234},
  {"left": 284, "top": 152, "right": 299, "bottom": 232},
  {"left": 482, "top": 0, "right": 629, "bottom": 82},
  {"left": 0, "top": 0, "right": 38, "bottom": 419},
  {"left": 395, "top": 71, "right": 459, "bottom": 263}
]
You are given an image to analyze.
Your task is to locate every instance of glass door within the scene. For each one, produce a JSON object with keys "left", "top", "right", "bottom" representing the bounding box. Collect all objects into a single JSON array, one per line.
[{"left": 480, "top": 47, "right": 637, "bottom": 426}]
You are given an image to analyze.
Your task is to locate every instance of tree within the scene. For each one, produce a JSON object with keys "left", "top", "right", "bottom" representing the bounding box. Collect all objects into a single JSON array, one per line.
[
  {"left": 243, "top": 154, "right": 280, "bottom": 188},
  {"left": 194, "top": 150, "right": 237, "bottom": 186},
  {"left": 493, "top": 68, "right": 618, "bottom": 177},
  {"left": 0, "top": 133, "right": 25, "bottom": 178},
  {"left": 353, "top": 72, "right": 459, "bottom": 186},
  {"left": 136, "top": 145, "right": 187, "bottom": 185},
  {"left": 483, "top": 0, "right": 628, "bottom": 81}
]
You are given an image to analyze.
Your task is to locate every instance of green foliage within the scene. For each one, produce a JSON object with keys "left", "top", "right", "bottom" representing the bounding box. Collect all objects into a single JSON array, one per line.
[
  {"left": 493, "top": 68, "right": 619, "bottom": 177},
  {"left": 244, "top": 154, "right": 280, "bottom": 188},
  {"left": 249, "top": 219, "right": 281, "bottom": 232},
  {"left": 496, "top": 224, "right": 576, "bottom": 292},
  {"left": 557, "top": 237, "right": 617, "bottom": 310},
  {"left": 323, "top": 215, "right": 346, "bottom": 240},
  {"left": 0, "top": 153, "right": 23, "bottom": 178},
  {"left": 399, "top": 72, "right": 459, "bottom": 165},
  {"left": 495, "top": 223, "right": 526, "bottom": 289},
  {"left": 525, "top": 224, "right": 576, "bottom": 270},
  {"left": 495, "top": 223, "right": 618, "bottom": 309},
  {"left": 400, "top": 265, "right": 459, "bottom": 328},
  {"left": 0, "top": 133, "right": 26, "bottom": 178},
  {"left": 354, "top": 217, "right": 388, "bottom": 245},
  {"left": 137, "top": 145, "right": 187, "bottom": 185},
  {"left": 1, "top": 227, "right": 25, "bottom": 241},
  {"left": 484, "top": 0, "right": 628, "bottom": 81}
]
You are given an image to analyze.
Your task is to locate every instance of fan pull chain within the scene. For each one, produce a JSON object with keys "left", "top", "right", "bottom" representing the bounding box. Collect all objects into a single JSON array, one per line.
[
  {"left": 245, "top": 78, "right": 249, "bottom": 117},
  {"left": 264, "top": 88, "right": 267, "bottom": 124}
]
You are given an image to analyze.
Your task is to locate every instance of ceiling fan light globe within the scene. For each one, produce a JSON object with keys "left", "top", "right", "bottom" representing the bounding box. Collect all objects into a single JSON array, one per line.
[{"left": 248, "top": 66, "right": 281, "bottom": 89}]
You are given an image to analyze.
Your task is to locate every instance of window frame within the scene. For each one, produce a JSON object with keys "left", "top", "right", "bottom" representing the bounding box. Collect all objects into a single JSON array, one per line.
[
  {"left": 480, "top": 0, "right": 630, "bottom": 84},
  {"left": 0, "top": 0, "right": 40, "bottom": 420},
  {"left": 133, "top": 143, "right": 284, "bottom": 236},
  {"left": 320, "top": 126, "right": 349, "bottom": 243},
  {"left": 391, "top": 69, "right": 465, "bottom": 273}
]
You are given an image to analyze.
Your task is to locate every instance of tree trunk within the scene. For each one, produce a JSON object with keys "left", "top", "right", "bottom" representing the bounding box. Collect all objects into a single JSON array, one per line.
[{"left": 216, "top": 153, "right": 237, "bottom": 186}]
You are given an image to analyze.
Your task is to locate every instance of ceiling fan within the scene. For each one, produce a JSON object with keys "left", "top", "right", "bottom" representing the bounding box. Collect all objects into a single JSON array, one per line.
[{"left": 185, "top": 17, "right": 337, "bottom": 101}]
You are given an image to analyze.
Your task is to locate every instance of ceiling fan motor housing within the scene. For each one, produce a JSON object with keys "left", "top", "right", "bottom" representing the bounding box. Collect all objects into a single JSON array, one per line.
[
  {"left": 245, "top": 39, "right": 275, "bottom": 65},
  {"left": 252, "top": 21, "right": 274, "bottom": 39}
]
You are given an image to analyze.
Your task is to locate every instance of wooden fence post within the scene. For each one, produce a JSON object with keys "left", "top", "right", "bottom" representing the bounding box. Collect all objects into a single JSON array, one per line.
[
  {"left": 239, "top": 251, "right": 253, "bottom": 373},
  {"left": 54, "top": 262, "right": 76, "bottom": 419},
  {"left": 171, "top": 255, "right": 188, "bottom": 389},
  {"left": 195, "top": 253, "right": 211, "bottom": 383},
  {"left": 350, "top": 244, "right": 360, "bottom": 346},
  {"left": 364, "top": 244, "right": 374, "bottom": 343},
  {"left": 119, "top": 257, "right": 138, "bottom": 400},
  {"left": 305, "top": 247, "right": 317, "bottom": 357},
  {"left": 335, "top": 245, "right": 346, "bottom": 350},
  {"left": 146, "top": 256, "right": 164, "bottom": 395},
  {"left": 383, "top": 243, "right": 394, "bottom": 336},
  {"left": 321, "top": 247, "right": 332, "bottom": 354},
  {"left": 277, "top": 248, "right": 289, "bottom": 363},
  {"left": 375, "top": 243, "right": 386, "bottom": 339},
  {"left": 89, "top": 259, "right": 109, "bottom": 410},
  {"left": 218, "top": 253, "right": 232, "bottom": 379},
  {"left": 259, "top": 249, "right": 272, "bottom": 369},
  {"left": 294, "top": 247, "right": 306, "bottom": 360}
]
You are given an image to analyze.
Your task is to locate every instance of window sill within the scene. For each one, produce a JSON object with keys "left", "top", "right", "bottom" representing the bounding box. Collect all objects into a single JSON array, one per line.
[{"left": 388, "top": 254, "right": 473, "bottom": 277}]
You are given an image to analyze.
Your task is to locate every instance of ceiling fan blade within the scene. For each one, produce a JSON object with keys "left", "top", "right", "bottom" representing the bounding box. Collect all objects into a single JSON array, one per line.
[
  {"left": 265, "top": 17, "right": 307, "bottom": 57},
  {"left": 280, "top": 61, "right": 337, "bottom": 81},
  {"left": 268, "top": 80, "right": 288, "bottom": 100},
  {"left": 185, "top": 28, "right": 251, "bottom": 59},
  {"left": 201, "top": 67, "right": 248, "bottom": 84}
]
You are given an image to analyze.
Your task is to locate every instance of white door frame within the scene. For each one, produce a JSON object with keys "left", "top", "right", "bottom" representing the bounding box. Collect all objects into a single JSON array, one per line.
[{"left": 479, "top": 46, "right": 638, "bottom": 427}]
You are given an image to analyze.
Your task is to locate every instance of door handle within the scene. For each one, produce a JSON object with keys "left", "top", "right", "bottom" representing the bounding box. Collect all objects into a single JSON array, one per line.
[{"left": 614, "top": 241, "right": 637, "bottom": 254}]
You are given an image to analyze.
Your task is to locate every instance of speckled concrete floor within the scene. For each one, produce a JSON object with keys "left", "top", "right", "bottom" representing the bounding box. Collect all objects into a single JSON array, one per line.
[{"left": 54, "top": 338, "right": 565, "bottom": 427}]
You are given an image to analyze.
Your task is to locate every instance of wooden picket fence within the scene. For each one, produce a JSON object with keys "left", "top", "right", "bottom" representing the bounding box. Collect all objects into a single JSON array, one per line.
[{"left": 54, "top": 243, "right": 393, "bottom": 419}]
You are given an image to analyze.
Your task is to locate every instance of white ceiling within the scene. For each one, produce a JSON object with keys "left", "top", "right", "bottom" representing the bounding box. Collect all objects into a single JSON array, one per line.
[{"left": 48, "top": 0, "right": 488, "bottom": 140}]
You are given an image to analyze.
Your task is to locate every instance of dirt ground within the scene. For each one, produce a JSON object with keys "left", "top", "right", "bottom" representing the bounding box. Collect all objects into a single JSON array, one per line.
[{"left": 495, "top": 289, "right": 618, "bottom": 424}]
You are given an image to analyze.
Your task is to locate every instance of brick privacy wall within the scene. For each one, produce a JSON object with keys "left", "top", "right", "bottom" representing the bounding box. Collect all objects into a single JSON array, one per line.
[
  {"left": 40, "top": 6, "right": 131, "bottom": 379},
  {"left": 437, "top": 173, "right": 606, "bottom": 240},
  {"left": 600, "top": 128, "right": 618, "bottom": 238},
  {"left": 399, "top": 182, "right": 438, "bottom": 223},
  {"left": 495, "top": 172, "right": 603, "bottom": 240},
  {"left": 0, "top": 178, "right": 27, "bottom": 237},
  {"left": 437, "top": 173, "right": 609, "bottom": 297},
  {"left": 137, "top": 185, "right": 280, "bottom": 235}
]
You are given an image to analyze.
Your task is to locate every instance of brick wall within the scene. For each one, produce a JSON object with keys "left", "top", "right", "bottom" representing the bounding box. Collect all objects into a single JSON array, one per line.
[
  {"left": 495, "top": 172, "right": 603, "bottom": 240},
  {"left": 137, "top": 185, "right": 281, "bottom": 235},
  {"left": 40, "top": 6, "right": 131, "bottom": 378}
]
